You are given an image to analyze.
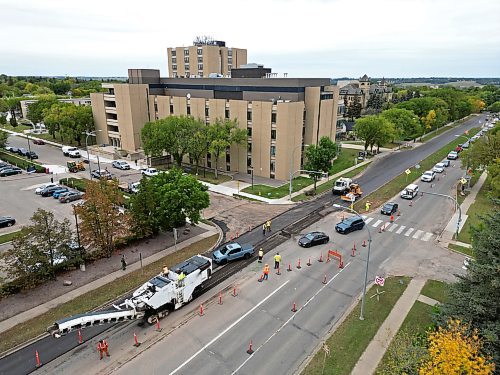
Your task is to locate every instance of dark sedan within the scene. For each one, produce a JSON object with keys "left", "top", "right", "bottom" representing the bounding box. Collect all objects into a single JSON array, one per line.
[
  {"left": 0, "top": 167, "right": 22, "bottom": 177},
  {"left": 0, "top": 216, "right": 16, "bottom": 228},
  {"left": 40, "top": 185, "right": 63, "bottom": 197},
  {"left": 381, "top": 202, "right": 399, "bottom": 215},
  {"left": 298, "top": 231, "right": 329, "bottom": 247},
  {"left": 26, "top": 151, "right": 38, "bottom": 159},
  {"left": 32, "top": 139, "right": 45, "bottom": 145}
]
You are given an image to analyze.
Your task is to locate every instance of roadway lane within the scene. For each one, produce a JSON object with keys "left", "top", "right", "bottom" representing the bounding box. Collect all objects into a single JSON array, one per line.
[
  {"left": 34, "top": 149, "right": 466, "bottom": 374},
  {"left": 0, "top": 114, "right": 482, "bottom": 374}
]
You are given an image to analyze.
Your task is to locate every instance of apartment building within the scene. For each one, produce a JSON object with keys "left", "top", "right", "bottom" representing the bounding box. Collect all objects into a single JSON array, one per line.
[
  {"left": 91, "top": 69, "right": 339, "bottom": 180},
  {"left": 167, "top": 39, "right": 247, "bottom": 78}
]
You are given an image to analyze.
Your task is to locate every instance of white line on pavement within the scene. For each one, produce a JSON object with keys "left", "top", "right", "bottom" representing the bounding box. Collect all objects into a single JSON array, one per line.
[
  {"left": 169, "top": 280, "right": 291, "bottom": 375},
  {"left": 396, "top": 225, "right": 406, "bottom": 234},
  {"left": 412, "top": 230, "right": 424, "bottom": 239},
  {"left": 422, "top": 232, "right": 434, "bottom": 242},
  {"left": 231, "top": 262, "right": 352, "bottom": 375},
  {"left": 372, "top": 219, "right": 382, "bottom": 227},
  {"left": 404, "top": 228, "right": 415, "bottom": 237},
  {"left": 364, "top": 217, "right": 374, "bottom": 224},
  {"left": 387, "top": 224, "right": 398, "bottom": 232}
]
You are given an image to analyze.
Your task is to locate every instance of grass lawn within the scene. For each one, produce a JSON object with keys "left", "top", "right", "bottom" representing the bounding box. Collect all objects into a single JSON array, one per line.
[
  {"left": 242, "top": 176, "right": 313, "bottom": 199},
  {"left": 0, "top": 234, "right": 217, "bottom": 355},
  {"left": 292, "top": 162, "right": 371, "bottom": 202},
  {"left": 0, "top": 151, "right": 45, "bottom": 172},
  {"left": 2, "top": 125, "right": 87, "bottom": 147},
  {"left": 329, "top": 148, "right": 360, "bottom": 176},
  {"left": 420, "top": 279, "right": 449, "bottom": 303},
  {"left": 457, "top": 176, "right": 497, "bottom": 244},
  {"left": 354, "top": 128, "right": 480, "bottom": 213},
  {"left": 59, "top": 177, "right": 88, "bottom": 192},
  {"left": 302, "top": 276, "right": 411, "bottom": 375},
  {"left": 191, "top": 170, "right": 232, "bottom": 184},
  {"left": 0, "top": 231, "right": 20, "bottom": 244},
  {"left": 448, "top": 243, "right": 474, "bottom": 257},
  {"left": 1, "top": 124, "right": 32, "bottom": 133}
]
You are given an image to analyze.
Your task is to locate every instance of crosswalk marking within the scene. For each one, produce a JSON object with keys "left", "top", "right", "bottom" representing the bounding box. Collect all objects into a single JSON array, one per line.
[
  {"left": 362, "top": 215, "right": 367, "bottom": 219},
  {"left": 404, "top": 228, "right": 415, "bottom": 237},
  {"left": 421, "top": 232, "right": 434, "bottom": 242},
  {"left": 364, "top": 217, "right": 374, "bottom": 224},
  {"left": 412, "top": 230, "right": 424, "bottom": 239},
  {"left": 372, "top": 219, "right": 383, "bottom": 227},
  {"left": 396, "top": 225, "right": 406, "bottom": 234},
  {"left": 387, "top": 224, "right": 398, "bottom": 232}
]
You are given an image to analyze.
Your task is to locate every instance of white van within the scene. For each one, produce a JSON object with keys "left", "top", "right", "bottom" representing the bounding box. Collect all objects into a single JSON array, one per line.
[
  {"left": 401, "top": 184, "right": 419, "bottom": 199},
  {"left": 62, "top": 146, "right": 80, "bottom": 158}
]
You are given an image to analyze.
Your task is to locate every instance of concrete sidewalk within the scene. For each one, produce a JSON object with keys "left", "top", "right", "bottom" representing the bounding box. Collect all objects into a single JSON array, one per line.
[
  {"left": 351, "top": 278, "right": 427, "bottom": 375},
  {"left": 441, "top": 171, "right": 487, "bottom": 243},
  {"left": 0, "top": 224, "right": 219, "bottom": 336}
]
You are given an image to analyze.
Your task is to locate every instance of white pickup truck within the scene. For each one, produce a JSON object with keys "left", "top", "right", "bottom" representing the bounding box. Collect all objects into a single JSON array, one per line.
[
  {"left": 332, "top": 177, "right": 352, "bottom": 195},
  {"left": 62, "top": 146, "right": 81, "bottom": 158}
]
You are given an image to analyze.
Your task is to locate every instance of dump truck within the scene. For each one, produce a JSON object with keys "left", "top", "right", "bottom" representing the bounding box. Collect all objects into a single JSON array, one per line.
[
  {"left": 332, "top": 177, "right": 353, "bottom": 195},
  {"left": 119, "top": 181, "right": 140, "bottom": 194},
  {"left": 341, "top": 183, "right": 362, "bottom": 202},
  {"left": 67, "top": 161, "right": 85, "bottom": 173}
]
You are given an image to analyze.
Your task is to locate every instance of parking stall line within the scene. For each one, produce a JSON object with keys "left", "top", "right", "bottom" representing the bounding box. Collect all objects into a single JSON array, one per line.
[
  {"left": 387, "top": 224, "right": 398, "bottom": 232},
  {"left": 396, "top": 225, "right": 406, "bottom": 234},
  {"left": 421, "top": 232, "right": 434, "bottom": 242},
  {"left": 404, "top": 228, "right": 414, "bottom": 237},
  {"left": 412, "top": 230, "right": 424, "bottom": 239},
  {"left": 372, "top": 219, "right": 383, "bottom": 228}
]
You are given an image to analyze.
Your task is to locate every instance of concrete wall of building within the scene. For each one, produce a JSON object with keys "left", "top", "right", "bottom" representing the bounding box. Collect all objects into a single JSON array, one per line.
[
  {"left": 304, "top": 86, "right": 320, "bottom": 146},
  {"left": 250, "top": 101, "right": 272, "bottom": 178},
  {"left": 228, "top": 100, "right": 249, "bottom": 173},
  {"left": 90, "top": 93, "right": 109, "bottom": 145}
]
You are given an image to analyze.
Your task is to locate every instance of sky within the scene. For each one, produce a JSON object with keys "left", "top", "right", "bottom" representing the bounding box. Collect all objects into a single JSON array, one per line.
[{"left": 0, "top": 0, "right": 499, "bottom": 78}]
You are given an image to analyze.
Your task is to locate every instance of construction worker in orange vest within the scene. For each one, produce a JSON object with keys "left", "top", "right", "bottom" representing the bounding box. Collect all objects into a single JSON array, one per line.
[
  {"left": 97, "top": 339, "right": 110, "bottom": 360},
  {"left": 263, "top": 264, "right": 270, "bottom": 280}
]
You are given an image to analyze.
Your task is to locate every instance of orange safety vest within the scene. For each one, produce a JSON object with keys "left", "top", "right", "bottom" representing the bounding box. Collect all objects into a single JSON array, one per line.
[{"left": 263, "top": 265, "right": 270, "bottom": 275}]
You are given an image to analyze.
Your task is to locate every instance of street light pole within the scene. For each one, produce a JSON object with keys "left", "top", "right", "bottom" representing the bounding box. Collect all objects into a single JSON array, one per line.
[
  {"left": 421, "top": 191, "right": 462, "bottom": 239},
  {"left": 333, "top": 203, "right": 372, "bottom": 320}
]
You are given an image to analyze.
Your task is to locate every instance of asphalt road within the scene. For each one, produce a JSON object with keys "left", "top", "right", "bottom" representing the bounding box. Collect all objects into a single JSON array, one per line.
[
  {"left": 35, "top": 138, "right": 468, "bottom": 375},
  {"left": 0, "top": 114, "right": 484, "bottom": 374}
]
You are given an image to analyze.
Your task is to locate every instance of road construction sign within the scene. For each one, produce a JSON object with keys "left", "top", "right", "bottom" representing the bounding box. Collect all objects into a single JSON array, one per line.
[
  {"left": 375, "top": 276, "right": 385, "bottom": 286},
  {"left": 460, "top": 178, "right": 467, "bottom": 184},
  {"left": 405, "top": 169, "right": 411, "bottom": 175}
]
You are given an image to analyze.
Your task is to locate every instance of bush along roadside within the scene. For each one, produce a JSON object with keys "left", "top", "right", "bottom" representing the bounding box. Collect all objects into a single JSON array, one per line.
[{"left": 0, "top": 151, "right": 45, "bottom": 173}]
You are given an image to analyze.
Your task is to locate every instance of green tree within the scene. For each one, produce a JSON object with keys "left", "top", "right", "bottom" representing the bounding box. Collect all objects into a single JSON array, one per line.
[
  {"left": 304, "top": 136, "right": 337, "bottom": 193},
  {"left": 27, "top": 96, "right": 58, "bottom": 125},
  {"left": 0, "top": 115, "right": 6, "bottom": 125},
  {"left": 163, "top": 116, "right": 198, "bottom": 167},
  {"left": 439, "top": 209, "right": 500, "bottom": 365},
  {"left": 0, "top": 131, "right": 8, "bottom": 149},
  {"left": 0, "top": 98, "right": 8, "bottom": 113},
  {"left": 347, "top": 99, "right": 362, "bottom": 120},
  {"left": 207, "top": 119, "right": 247, "bottom": 179},
  {"left": 354, "top": 115, "right": 395, "bottom": 152},
  {"left": 1, "top": 209, "right": 73, "bottom": 286},
  {"left": 75, "top": 179, "right": 132, "bottom": 257},
  {"left": 377, "top": 330, "right": 428, "bottom": 375},
  {"left": 130, "top": 169, "right": 209, "bottom": 236},
  {"left": 188, "top": 122, "right": 209, "bottom": 173},
  {"left": 488, "top": 101, "right": 500, "bottom": 112},
  {"left": 141, "top": 119, "right": 168, "bottom": 157},
  {"left": 5, "top": 97, "right": 21, "bottom": 127},
  {"left": 381, "top": 108, "right": 422, "bottom": 141}
]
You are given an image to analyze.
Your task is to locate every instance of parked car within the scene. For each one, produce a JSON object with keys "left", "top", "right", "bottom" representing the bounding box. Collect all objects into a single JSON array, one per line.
[
  {"left": 36, "top": 183, "right": 58, "bottom": 194},
  {"left": 17, "top": 148, "right": 28, "bottom": 156},
  {"left": 432, "top": 163, "right": 445, "bottom": 173},
  {"left": 0, "top": 216, "right": 16, "bottom": 228},
  {"left": 142, "top": 167, "right": 159, "bottom": 177},
  {"left": 447, "top": 151, "right": 459, "bottom": 160},
  {"left": 421, "top": 170, "right": 436, "bottom": 182},
  {"left": 52, "top": 187, "right": 70, "bottom": 199},
  {"left": 5, "top": 146, "right": 18, "bottom": 153},
  {"left": 91, "top": 169, "right": 112, "bottom": 180},
  {"left": 62, "top": 146, "right": 79, "bottom": 156},
  {"left": 298, "top": 231, "right": 329, "bottom": 247},
  {"left": 112, "top": 160, "right": 131, "bottom": 170},
  {"left": 381, "top": 202, "right": 399, "bottom": 215},
  {"left": 32, "top": 139, "right": 45, "bottom": 145},
  {"left": 461, "top": 142, "right": 470, "bottom": 149},
  {"left": 455, "top": 145, "right": 463, "bottom": 153},
  {"left": 212, "top": 242, "right": 254, "bottom": 264},
  {"left": 401, "top": 184, "right": 419, "bottom": 199},
  {"left": 441, "top": 160, "right": 451, "bottom": 167},
  {"left": 40, "top": 185, "right": 64, "bottom": 197},
  {"left": 335, "top": 216, "right": 365, "bottom": 234},
  {"left": 26, "top": 151, "right": 38, "bottom": 159},
  {"left": 0, "top": 162, "right": 10, "bottom": 169},
  {"left": 59, "top": 191, "right": 83, "bottom": 203},
  {"left": 0, "top": 167, "right": 22, "bottom": 177}
]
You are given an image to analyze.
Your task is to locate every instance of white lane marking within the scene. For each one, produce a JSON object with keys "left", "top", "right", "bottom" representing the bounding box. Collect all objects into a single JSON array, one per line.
[
  {"left": 169, "top": 280, "right": 291, "bottom": 375},
  {"left": 372, "top": 219, "right": 382, "bottom": 227},
  {"left": 422, "top": 232, "right": 434, "bottom": 242},
  {"left": 387, "top": 224, "right": 398, "bottom": 232},
  {"left": 412, "top": 230, "right": 424, "bottom": 239},
  {"left": 364, "top": 217, "right": 374, "bottom": 224},
  {"left": 396, "top": 225, "right": 406, "bottom": 234},
  {"left": 231, "top": 263, "right": 352, "bottom": 375},
  {"left": 404, "top": 228, "right": 414, "bottom": 237}
]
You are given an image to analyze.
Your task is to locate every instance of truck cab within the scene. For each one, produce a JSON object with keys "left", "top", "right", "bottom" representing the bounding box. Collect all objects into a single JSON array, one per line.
[
  {"left": 401, "top": 184, "right": 419, "bottom": 199},
  {"left": 332, "top": 177, "right": 353, "bottom": 195},
  {"left": 212, "top": 243, "right": 254, "bottom": 264}
]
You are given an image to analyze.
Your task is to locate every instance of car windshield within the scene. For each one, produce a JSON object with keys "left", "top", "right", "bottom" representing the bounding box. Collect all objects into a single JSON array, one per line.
[
  {"left": 218, "top": 246, "right": 228, "bottom": 255},
  {"left": 383, "top": 203, "right": 393, "bottom": 210},
  {"left": 305, "top": 234, "right": 315, "bottom": 240}
]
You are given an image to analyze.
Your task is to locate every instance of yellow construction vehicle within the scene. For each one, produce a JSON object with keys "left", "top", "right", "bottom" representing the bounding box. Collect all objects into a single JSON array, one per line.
[
  {"left": 341, "top": 183, "right": 362, "bottom": 202},
  {"left": 67, "top": 161, "right": 86, "bottom": 173}
]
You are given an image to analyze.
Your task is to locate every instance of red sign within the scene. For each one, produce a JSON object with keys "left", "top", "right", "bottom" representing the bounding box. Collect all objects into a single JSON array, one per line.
[{"left": 375, "top": 276, "right": 385, "bottom": 286}]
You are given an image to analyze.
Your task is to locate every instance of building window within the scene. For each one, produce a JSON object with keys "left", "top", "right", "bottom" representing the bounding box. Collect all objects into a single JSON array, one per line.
[
  {"left": 184, "top": 57, "right": 189, "bottom": 63},
  {"left": 154, "top": 103, "right": 158, "bottom": 112},
  {"left": 198, "top": 71, "right": 203, "bottom": 77},
  {"left": 271, "top": 129, "right": 276, "bottom": 140},
  {"left": 205, "top": 107, "right": 209, "bottom": 117},
  {"left": 248, "top": 142, "right": 252, "bottom": 152},
  {"left": 228, "top": 49, "right": 233, "bottom": 57},
  {"left": 172, "top": 64, "right": 177, "bottom": 70},
  {"left": 225, "top": 109, "right": 230, "bottom": 119},
  {"left": 271, "top": 112, "right": 277, "bottom": 123},
  {"left": 198, "top": 57, "right": 203, "bottom": 63},
  {"left": 171, "top": 50, "right": 176, "bottom": 57},
  {"left": 184, "top": 49, "right": 189, "bottom": 56},
  {"left": 228, "top": 65, "right": 232, "bottom": 70},
  {"left": 172, "top": 57, "right": 176, "bottom": 64},
  {"left": 270, "top": 145, "right": 276, "bottom": 156},
  {"left": 226, "top": 165, "right": 231, "bottom": 172},
  {"left": 247, "top": 127, "right": 252, "bottom": 137},
  {"left": 270, "top": 161, "right": 275, "bottom": 173},
  {"left": 247, "top": 111, "right": 252, "bottom": 121},
  {"left": 197, "top": 48, "right": 202, "bottom": 55},
  {"left": 303, "top": 110, "right": 306, "bottom": 121},
  {"left": 170, "top": 105, "right": 174, "bottom": 114},
  {"left": 247, "top": 157, "right": 252, "bottom": 167},
  {"left": 187, "top": 106, "right": 191, "bottom": 115},
  {"left": 198, "top": 64, "right": 203, "bottom": 71},
  {"left": 207, "top": 161, "right": 211, "bottom": 168},
  {"left": 226, "top": 154, "right": 231, "bottom": 163}
]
